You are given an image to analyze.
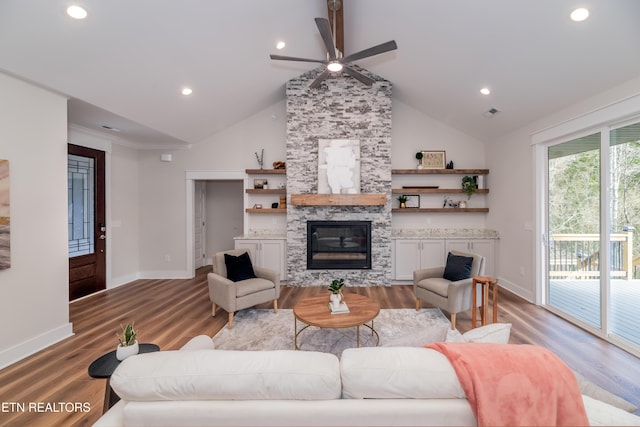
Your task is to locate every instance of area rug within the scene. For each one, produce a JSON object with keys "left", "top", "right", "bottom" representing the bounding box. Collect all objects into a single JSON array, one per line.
[{"left": 212, "top": 308, "right": 462, "bottom": 357}]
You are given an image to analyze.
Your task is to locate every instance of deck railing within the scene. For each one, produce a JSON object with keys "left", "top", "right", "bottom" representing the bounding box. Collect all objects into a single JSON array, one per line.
[{"left": 549, "top": 231, "right": 634, "bottom": 279}]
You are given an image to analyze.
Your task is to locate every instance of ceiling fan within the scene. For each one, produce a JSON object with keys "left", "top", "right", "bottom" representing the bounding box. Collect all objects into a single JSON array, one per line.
[{"left": 270, "top": 17, "right": 398, "bottom": 89}]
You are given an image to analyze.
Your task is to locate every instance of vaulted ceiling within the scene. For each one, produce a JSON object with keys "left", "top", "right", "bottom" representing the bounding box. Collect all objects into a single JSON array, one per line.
[{"left": 1, "top": 0, "right": 639, "bottom": 149}]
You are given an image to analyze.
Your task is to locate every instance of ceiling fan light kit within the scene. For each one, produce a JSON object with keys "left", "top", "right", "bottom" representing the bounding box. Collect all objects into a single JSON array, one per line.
[{"left": 270, "top": 16, "right": 397, "bottom": 89}]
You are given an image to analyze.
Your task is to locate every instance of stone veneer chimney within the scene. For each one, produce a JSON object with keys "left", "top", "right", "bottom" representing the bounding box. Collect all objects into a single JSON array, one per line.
[{"left": 286, "top": 66, "right": 392, "bottom": 286}]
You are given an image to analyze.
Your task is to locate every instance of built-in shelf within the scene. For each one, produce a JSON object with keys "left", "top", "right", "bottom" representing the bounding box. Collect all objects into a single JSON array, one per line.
[
  {"left": 245, "top": 208, "right": 287, "bottom": 214},
  {"left": 245, "top": 169, "right": 286, "bottom": 175},
  {"left": 290, "top": 194, "right": 386, "bottom": 206},
  {"left": 246, "top": 189, "right": 286, "bottom": 194},
  {"left": 392, "top": 188, "right": 489, "bottom": 194},
  {"left": 392, "top": 169, "right": 489, "bottom": 175},
  {"left": 392, "top": 208, "right": 489, "bottom": 213}
]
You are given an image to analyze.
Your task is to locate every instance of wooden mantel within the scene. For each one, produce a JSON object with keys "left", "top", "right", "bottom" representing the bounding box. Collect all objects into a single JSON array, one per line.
[{"left": 290, "top": 193, "right": 387, "bottom": 207}]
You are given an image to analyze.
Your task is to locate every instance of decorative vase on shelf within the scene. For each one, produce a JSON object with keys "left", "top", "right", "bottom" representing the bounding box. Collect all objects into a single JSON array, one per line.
[
  {"left": 399, "top": 202, "right": 406, "bottom": 208},
  {"left": 116, "top": 341, "right": 139, "bottom": 361}
]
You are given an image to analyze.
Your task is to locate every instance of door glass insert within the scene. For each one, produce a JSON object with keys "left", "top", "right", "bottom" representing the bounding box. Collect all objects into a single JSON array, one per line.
[
  {"left": 68, "top": 154, "right": 95, "bottom": 257},
  {"left": 609, "top": 122, "right": 640, "bottom": 346},
  {"left": 547, "top": 133, "right": 601, "bottom": 328}
]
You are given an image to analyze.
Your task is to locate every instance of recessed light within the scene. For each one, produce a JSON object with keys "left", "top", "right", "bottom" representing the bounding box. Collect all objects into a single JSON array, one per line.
[
  {"left": 480, "top": 87, "right": 491, "bottom": 95},
  {"left": 66, "top": 5, "right": 87, "bottom": 19},
  {"left": 570, "top": 8, "right": 589, "bottom": 22},
  {"left": 276, "top": 41, "right": 286, "bottom": 50},
  {"left": 181, "top": 87, "right": 193, "bottom": 96}
]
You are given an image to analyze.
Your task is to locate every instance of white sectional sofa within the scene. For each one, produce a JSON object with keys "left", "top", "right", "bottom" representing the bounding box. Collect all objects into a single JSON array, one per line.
[{"left": 93, "top": 335, "right": 640, "bottom": 427}]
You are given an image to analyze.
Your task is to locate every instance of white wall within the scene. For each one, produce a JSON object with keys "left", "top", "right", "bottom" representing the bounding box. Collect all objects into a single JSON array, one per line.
[
  {"left": 110, "top": 144, "right": 140, "bottom": 286},
  {"left": 205, "top": 180, "right": 244, "bottom": 260},
  {"left": 136, "top": 100, "right": 287, "bottom": 277},
  {"left": 391, "top": 100, "right": 488, "bottom": 230},
  {"left": 0, "top": 72, "right": 72, "bottom": 369},
  {"left": 487, "top": 75, "right": 640, "bottom": 302}
]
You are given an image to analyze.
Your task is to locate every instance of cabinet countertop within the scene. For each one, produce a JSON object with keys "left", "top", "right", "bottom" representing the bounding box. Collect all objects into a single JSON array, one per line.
[{"left": 392, "top": 229, "right": 499, "bottom": 239}]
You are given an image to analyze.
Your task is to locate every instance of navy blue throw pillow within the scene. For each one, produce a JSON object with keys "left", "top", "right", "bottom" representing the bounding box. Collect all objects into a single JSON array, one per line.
[
  {"left": 443, "top": 252, "right": 474, "bottom": 281},
  {"left": 224, "top": 252, "right": 257, "bottom": 282}
]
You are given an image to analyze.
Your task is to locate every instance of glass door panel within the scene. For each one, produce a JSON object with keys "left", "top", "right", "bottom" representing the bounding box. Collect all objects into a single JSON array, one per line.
[
  {"left": 547, "top": 133, "right": 601, "bottom": 328},
  {"left": 609, "top": 122, "right": 640, "bottom": 346}
]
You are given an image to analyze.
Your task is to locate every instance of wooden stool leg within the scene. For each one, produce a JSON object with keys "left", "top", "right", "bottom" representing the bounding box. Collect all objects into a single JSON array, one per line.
[
  {"left": 471, "top": 279, "right": 478, "bottom": 328},
  {"left": 211, "top": 303, "right": 217, "bottom": 317},
  {"left": 415, "top": 298, "right": 420, "bottom": 311},
  {"left": 273, "top": 299, "right": 278, "bottom": 313},
  {"left": 450, "top": 313, "right": 456, "bottom": 330},
  {"left": 493, "top": 282, "right": 499, "bottom": 324},
  {"left": 481, "top": 283, "right": 487, "bottom": 326}
]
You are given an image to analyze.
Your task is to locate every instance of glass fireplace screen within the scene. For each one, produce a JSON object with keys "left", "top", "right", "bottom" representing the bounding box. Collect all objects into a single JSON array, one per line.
[{"left": 307, "top": 220, "right": 372, "bottom": 270}]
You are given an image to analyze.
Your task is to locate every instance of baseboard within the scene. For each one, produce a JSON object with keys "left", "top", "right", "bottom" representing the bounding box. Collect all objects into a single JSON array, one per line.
[
  {"left": 109, "top": 272, "right": 140, "bottom": 289},
  {"left": 0, "top": 322, "right": 74, "bottom": 370},
  {"left": 497, "top": 276, "right": 534, "bottom": 303},
  {"left": 138, "top": 270, "right": 193, "bottom": 279}
]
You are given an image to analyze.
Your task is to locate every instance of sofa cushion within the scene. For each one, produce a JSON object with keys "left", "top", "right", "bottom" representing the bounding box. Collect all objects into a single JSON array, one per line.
[
  {"left": 447, "top": 323, "right": 512, "bottom": 344},
  {"left": 111, "top": 350, "right": 341, "bottom": 401},
  {"left": 224, "top": 252, "right": 256, "bottom": 281},
  {"left": 235, "top": 277, "right": 275, "bottom": 297},
  {"left": 382, "top": 323, "right": 449, "bottom": 347},
  {"left": 443, "top": 252, "right": 474, "bottom": 281},
  {"left": 340, "top": 347, "right": 465, "bottom": 399},
  {"left": 416, "top": 277, "right": 451, "bottom": 298}
]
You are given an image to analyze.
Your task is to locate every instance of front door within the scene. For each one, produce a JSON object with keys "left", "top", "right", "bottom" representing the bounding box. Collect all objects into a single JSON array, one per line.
[{"left": 68, "top": 144, "right": 106, "bottom": 300}]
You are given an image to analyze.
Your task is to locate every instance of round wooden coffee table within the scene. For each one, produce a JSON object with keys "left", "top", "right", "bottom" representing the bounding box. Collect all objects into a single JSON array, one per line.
[{"left": 293, "top": 293, "right": 380, "bottom": 350}]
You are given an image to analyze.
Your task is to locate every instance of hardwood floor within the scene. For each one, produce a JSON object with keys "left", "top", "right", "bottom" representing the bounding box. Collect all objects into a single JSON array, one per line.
[{"left": 1, "top": 267, "right": 639, "bottom": 426}]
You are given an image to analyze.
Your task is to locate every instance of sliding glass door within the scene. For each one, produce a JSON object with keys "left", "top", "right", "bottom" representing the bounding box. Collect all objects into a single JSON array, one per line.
[{"left": 544, "top": 120, "right": 640, "bottom": 351}]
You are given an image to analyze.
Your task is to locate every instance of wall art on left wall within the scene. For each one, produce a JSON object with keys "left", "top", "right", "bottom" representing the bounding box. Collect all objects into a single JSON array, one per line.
[{"left": 0, "top": 159, "right": 10, "bottom": 270}]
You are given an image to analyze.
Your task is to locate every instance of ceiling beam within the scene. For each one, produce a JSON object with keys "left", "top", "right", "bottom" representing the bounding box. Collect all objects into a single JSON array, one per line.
[{"left": 327, "top": 0, "right": 344, "bottom": 55}]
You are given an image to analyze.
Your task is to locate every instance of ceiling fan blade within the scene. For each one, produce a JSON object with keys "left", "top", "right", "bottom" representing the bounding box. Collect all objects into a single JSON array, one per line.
[
  {"left": 343, "top": 66, "right": 375, "bottom": 86},
  {"left": 342, "top": 40, "right": 398, "bottom": 63},
  {"left": 315, "top": 17, "right": 337, "bottom": 60},
  {"left": 270, "top": 54, "right": 327, "bottom": 64},
  {"left": 309, "top": 69, "right": 331, "bottom": 89}
]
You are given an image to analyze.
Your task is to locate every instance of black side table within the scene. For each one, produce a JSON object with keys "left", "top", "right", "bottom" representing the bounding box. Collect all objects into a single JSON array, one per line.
[{"left": 88, "top": 343, "right": 160, "bottom": 413}]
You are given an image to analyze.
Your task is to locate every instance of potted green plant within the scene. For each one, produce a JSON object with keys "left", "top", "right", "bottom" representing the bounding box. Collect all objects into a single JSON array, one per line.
[
  {"left": 116, "top": 322, "right": 139, "bottom": 361},
  {"left": 397, "top": 195, "right": 408, "bottom": 208},
  {"left": 328, "top": 278, "right": 345, "bottom": 308},
  {"left": 461, "top": 176, "right": 477, "bottom": 200},
  {"left": 415, "top": 151, "right": 424, "bottom": 169}
]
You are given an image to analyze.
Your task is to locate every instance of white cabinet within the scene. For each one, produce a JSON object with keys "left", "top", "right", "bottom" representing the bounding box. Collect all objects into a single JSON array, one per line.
[
  {"left": 235, "top": 238, "right": 286, "bottom": 280},
  {"left": 445, "top": 239, "right": 495, "bottom": 276},
  {"left": 393, "top": 239, "right": 445, "bottom": 280}
]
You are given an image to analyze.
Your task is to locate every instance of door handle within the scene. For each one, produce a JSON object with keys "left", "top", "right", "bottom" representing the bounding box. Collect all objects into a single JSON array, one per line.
[{"left": 98, "top": 234, "right": 106, "bottom": 240}]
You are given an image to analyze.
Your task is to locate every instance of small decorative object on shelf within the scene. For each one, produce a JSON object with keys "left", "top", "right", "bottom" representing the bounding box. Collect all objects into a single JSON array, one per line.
[
  {"left": 461, "top": 176, "right": 477, "bottom": 199},
  {"left": 446, "top": 161, "right": 454, "bottom": 169},
  {"left": 272, "top": 161, "right": 286, "bottom": 170},
  {"left": 328, "top": 278, "right": 345, "bottom": 310},
  {"left": 116, "top": 322, "right": 139, "bottom": 361},
  {"left": 253, "top": 203, "right": 262, "bottom": 209},
  {"left": 397, "top": 195, "right": 408, "bottom": 208},
  {"left": 254, "top": 148, "right": 264, "bottom": 169},
  {"left": 263, "top": 180, "right": 269, "bottom": 189},
  {"left": 271, "top": 202, "right": 279, "bottom": 209},
  {"left": 415, "top": 151, "right": 424, "bottom": 169}
]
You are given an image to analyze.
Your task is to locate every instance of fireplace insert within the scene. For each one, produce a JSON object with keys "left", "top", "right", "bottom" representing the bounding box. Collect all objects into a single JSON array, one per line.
[{"left": 307, "top": 220, "right": 372, "bottom": 269}]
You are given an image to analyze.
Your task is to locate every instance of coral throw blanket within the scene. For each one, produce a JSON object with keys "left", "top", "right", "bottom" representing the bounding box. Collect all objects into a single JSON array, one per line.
[{"left": 426, "top": 342, "right": 589, "bottom": 427}]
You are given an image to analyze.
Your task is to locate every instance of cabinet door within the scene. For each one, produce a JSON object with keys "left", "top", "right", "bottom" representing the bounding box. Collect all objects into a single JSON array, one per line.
[
  {"left": 393, "top": 240, "right": 422, "bottom": 280},
  {"left": 260, "top": 239, "right": 286, "bottom": 280},
  {"left": 419, "top": 240, "right": 446, "bottom": 270},
  {"left": 469, "top": 240, "right": 495, "bottom": 276},
  {"left": 234, "top": 240, "right": 260, "bottom": 264},
  {"left": 445, "top": 240, "right": 470, "bottom": 254}
]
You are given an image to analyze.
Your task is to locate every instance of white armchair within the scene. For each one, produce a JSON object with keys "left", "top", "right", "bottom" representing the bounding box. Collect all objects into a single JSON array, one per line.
[
  {"left": 208, "top": 248, "right": 280, "bottom": 329},
  {"left": 413, "top": 250, "right": 485, "bottom": 329}
]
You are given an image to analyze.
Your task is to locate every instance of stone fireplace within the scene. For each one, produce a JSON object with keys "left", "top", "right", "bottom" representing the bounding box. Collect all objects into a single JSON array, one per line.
[{"left": 286, "top": 66, "right": 392, "bottom": 286}]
